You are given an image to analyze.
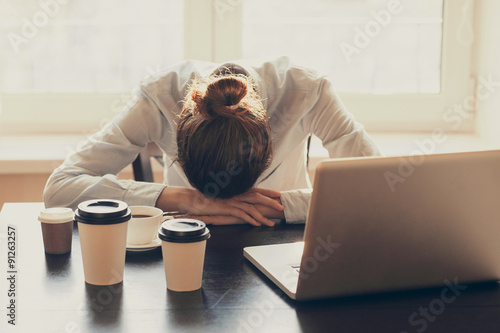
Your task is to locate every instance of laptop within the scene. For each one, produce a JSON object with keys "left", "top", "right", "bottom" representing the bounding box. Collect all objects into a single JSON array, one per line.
[{"left": 244, "top": 150, "right": 500, "bottom": 301}]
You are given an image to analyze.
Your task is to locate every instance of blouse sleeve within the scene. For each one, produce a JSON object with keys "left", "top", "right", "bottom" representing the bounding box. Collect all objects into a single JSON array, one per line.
[
  {"left": 281, "top": 76, "right": 381, "bottom": 224},
  {"left": 303, "top": 77, "right": 381, "bottom": 158},
  {"left": 43, "top": 86, "right": 168, "bottom": 210}
]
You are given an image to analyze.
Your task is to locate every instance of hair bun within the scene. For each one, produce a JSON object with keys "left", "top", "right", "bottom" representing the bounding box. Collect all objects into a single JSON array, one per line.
[
  {"left": 177, "top": 74, "right": 272, "bottom": 199},
  {"left": 194, "top": 76, "right": 249, "bottom": 119}
]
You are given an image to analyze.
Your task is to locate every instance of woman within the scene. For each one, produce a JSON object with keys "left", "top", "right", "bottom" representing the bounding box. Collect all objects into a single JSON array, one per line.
[{"left": 43, "top": 57, "right": 380, "bottom": 226}]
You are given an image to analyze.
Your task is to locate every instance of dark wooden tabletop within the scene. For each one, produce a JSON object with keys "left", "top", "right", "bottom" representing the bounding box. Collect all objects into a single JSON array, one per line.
[{"left": 2, "top": 202, "right": 500, "bottom": 333}]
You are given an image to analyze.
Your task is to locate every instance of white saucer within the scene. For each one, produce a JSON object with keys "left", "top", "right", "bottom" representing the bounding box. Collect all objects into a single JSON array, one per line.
[{"left": 126, "top": 238, "right": 162, "bottom": 252}]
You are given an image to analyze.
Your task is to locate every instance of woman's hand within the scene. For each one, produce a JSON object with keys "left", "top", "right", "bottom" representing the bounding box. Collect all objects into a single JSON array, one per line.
[{"left": 156, "top": 187, "right": 284, "bottom": 227}]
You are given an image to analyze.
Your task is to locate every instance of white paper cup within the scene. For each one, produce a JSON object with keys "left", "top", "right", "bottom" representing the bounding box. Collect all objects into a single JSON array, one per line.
[
  {"left": 158, "top": 219, "right": 210, "bottom": 292},
  {"left": 127, "top": 206, "right": 163, "bottom": 246},
  {"left": 75, "top": 200, "right": 131, "bottom": 285}
]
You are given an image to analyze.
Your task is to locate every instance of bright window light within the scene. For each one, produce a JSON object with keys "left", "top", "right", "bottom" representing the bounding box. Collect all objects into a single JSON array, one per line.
[
  {"left": 242, "top": 0, "right": 443, "bottom": 94},
  {"left": 0, "top": 0, "right": 184, "bottom": 93}
]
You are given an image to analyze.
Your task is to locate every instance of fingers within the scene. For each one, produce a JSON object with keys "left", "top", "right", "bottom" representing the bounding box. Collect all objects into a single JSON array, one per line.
[
  {"left": 237, "top": 191, "right": 284, "bottom": 212},
  {"left": 229, "top": 200, "right": 275, "bottom": 227},
  {"left": 186, "top": 215, "right": 247, "bottom": 225},
  {"left": 180, "top": 215, "right": 215, "bottom": 225},
  {"left": 248, "top": 188, "right": 281, "bottom": 198},
  {"left": 178, "top": 188, "right": 279, "bottom": 227},
  {"left": 226, "top": 206, "right": 262, "bottom": 227},
  {"left": 191, "top": 213, "right": 273, "bottom": 227},
  {"left": 200, "top": 201, "right": 272, "bottom": 227}
]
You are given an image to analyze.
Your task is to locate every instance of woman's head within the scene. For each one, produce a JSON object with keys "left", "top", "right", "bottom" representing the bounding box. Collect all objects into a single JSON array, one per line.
[{"left": 176, "top": 74, "right": 272, "bottom": 199}]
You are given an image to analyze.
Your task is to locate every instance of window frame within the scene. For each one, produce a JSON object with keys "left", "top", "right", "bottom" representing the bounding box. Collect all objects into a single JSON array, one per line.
[
  {"left": 338, "top": 0, "right": 476, "bottom": 132},
  {"left": 233, "top": 0, "right": 476, "bottom": 133},
  {"left": 0, "top": 0, "right": 476, "bottom": 136}
]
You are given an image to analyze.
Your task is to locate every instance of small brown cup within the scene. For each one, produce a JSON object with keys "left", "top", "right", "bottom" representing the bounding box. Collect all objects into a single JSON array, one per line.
[{"left": 38, "top": 207, "right": 74, "bottom": 254}]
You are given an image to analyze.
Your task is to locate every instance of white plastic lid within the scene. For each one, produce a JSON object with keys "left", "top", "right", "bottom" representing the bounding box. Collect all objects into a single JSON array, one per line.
[{"left": 38, "top": 207, "right": 74, "bottom": 224}]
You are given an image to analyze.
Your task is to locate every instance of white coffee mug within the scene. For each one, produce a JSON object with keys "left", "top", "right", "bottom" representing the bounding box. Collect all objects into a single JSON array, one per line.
[{"left": 127, "top": 206, "right": 164, "bottom": 245}]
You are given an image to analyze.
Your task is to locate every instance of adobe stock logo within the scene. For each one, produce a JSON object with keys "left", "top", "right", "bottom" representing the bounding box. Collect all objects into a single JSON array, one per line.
[
  {"left": 7, "top": 0, "right": 72, "bottom": 53},
  {"left": 214, "top": 0, "right": 241, "bottom": 20},
  {"left": 203, "top": 161, "right": 243, "bottom": 198},
  {"left": 278, "top": 235, "right": 342, "bottom": 290},
  {"left": 237, "top": 236, "right": 340, "bottom": 333},
  {"left": 384, "top": 74, "right": 500, "bottom": 193},
  {"left": 299, "top": 235, "right": 341, "bottom": 280},
  {"left": 400, "top": 278, "right": 468, "bottom": 333},
  {"left": 339, "top": 0, "right": 407, "bottom": 64}
]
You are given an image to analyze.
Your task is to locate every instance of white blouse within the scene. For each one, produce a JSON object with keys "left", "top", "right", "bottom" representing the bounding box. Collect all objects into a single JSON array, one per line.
[{"left": 43, "top": 56, "right": 381, "bottom": 223}]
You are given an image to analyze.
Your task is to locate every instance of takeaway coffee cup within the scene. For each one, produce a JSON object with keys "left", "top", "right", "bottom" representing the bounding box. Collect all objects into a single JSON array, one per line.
[
  {"left": 158, "top": 218, "right": 210, "bottom": 292},
  {"left": 38, "top": 207, "right": 74, "bottom": 254},
  {"left": 127, "top": 206, "right": 164, "bottom": 246},
  {"left": 75, "top": 199, "right": 131, "bottom": 285}
]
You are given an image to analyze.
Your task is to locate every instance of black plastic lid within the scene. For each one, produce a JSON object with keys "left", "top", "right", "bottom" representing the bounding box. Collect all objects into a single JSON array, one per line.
[
  {"left": 74, "top": 199, "right": 131, "bottom": 225},
  {"left": 158, "top": 218, "right": 210, "bottom": 243}
]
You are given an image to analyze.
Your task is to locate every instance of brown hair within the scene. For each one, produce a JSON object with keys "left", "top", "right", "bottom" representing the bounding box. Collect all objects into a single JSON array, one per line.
[{"left": 176, "top": 75, "right": 272, "bottom": 198}]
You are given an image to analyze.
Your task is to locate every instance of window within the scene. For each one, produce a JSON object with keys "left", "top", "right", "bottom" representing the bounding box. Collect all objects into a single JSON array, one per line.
[
  {"left": 1, "top": 0, "right": 184, "bottom": 93},
  {"left": 240, "top": 0, "right": 475, "bottom": 132},
  {"left": 0, "top": 0, "right": 183, "bottom": 134},
  {"left": 0, "top": 0, "right": 475, "bottom": 135},
  {"left": 243, "top": 0, "right": 443, "bottom": 95}
]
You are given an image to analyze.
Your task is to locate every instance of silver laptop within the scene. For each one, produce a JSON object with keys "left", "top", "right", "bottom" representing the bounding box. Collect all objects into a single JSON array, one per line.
[{"left": 244, "top": 150, "right": 500, "bottom": 301}]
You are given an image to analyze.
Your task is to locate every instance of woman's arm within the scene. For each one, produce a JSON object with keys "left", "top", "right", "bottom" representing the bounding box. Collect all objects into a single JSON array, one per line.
[
  {"left": 165, "top": 188, "right": 285, "bottom": 226},
  {"left": 270, "top": 77, "right": 381, "bottom": 224},
  {"left": 303, "top": 77, "right": 381, "bottom": 158},
  {"left": 43, "top": 88, "right": 168, "bottom": 210}
]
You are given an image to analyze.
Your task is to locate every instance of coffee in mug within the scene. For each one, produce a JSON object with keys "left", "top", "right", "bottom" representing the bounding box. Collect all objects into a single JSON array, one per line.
[
  {"left": 38, "top": 207, "right": 74, "bottom": 254},
  {"left": 127, "top": 206, "right": 164, "bottom": 246},
  {"left": 75, "top": 199, "right": 131, "bottom": 285},
  {"left": 158, "top": 218, "right": 210, "bottom": 292}
]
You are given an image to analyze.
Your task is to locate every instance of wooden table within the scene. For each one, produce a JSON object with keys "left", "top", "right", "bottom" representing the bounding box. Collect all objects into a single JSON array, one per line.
[{"left": 1, "top": 202, "right": 500, "bottom": 333}]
